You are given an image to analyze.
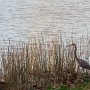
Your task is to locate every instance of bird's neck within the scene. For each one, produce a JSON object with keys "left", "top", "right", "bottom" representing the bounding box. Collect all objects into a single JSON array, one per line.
[{"left": 74, "top": 45, "right": 78, "bottom": 61}]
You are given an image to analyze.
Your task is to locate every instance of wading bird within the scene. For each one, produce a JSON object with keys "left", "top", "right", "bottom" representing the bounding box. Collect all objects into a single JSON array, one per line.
[{"left": 67, "top": 43, "right": 90, "bottom": 70}]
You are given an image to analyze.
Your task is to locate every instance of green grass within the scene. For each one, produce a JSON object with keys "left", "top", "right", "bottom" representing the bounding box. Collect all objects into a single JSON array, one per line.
[
  {"left": 47, "top": 82, "right": 90, "bottom": 90},
  {"left": 47, "top": 84, "right": 69, "bottom": 90}
]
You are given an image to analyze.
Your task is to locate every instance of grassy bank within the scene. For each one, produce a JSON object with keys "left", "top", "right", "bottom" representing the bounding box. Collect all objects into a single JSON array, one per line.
[
  {"left": 47, "top": 82, "right": 90, "bottom": 90},
  {"left": 0, "top": 33, "right": 90, "bottom": 90}
]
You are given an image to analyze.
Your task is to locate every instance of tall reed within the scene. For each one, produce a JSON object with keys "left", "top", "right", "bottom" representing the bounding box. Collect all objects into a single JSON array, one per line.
[{"left": 1, "top": 34, "right": 90, "bottom": 89}]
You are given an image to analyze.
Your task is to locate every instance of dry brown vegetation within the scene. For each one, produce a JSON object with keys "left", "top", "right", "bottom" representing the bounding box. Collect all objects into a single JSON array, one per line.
[{"left": 0, "top": 33, "right": 90, "bottom": 90}]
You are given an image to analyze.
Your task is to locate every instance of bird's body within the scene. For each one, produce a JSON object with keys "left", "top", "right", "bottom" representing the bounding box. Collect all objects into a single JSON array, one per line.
[
  {"left": 67, "top": 43, "right": 90, "bottom": 70},
  {"left": 78, "top": 59, "right": 90, "bottom": 70}
]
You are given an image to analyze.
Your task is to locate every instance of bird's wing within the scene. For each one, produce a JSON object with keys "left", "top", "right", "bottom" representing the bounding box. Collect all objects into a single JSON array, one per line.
[{"left": 79, "top": 59, "right": 90, "bottom": 69}]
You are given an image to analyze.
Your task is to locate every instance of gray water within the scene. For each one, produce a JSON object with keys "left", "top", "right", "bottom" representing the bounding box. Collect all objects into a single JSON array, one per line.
[
  {"left": 0, "top": 0, "right": 90, "bottom": 67},
  {"left": 0, "top": 0, "right": 90, "bottom": 41}
]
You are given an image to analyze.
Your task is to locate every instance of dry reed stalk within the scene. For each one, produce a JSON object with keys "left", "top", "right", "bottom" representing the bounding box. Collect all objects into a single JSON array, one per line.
[{"left": 1, "top": 34, "right": 90, "bottom": 89}]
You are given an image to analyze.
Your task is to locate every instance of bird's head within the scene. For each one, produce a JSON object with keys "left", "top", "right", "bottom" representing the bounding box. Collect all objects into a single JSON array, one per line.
[{"left": 66, "top": 43, "right": 76, "bottom": 47}]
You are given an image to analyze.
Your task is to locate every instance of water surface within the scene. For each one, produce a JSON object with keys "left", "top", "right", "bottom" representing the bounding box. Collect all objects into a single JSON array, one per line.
[{"left": 0, "top": 0, "right": 90, "bottom": 41}]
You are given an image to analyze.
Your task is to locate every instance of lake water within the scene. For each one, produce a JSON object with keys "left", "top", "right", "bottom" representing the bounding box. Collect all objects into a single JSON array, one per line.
[
  {"left": 0, "top": 0, "right": 90, "bottom": 42},
  {"left": 0, "top": 0, "right": 90, "bottom": 68}
]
